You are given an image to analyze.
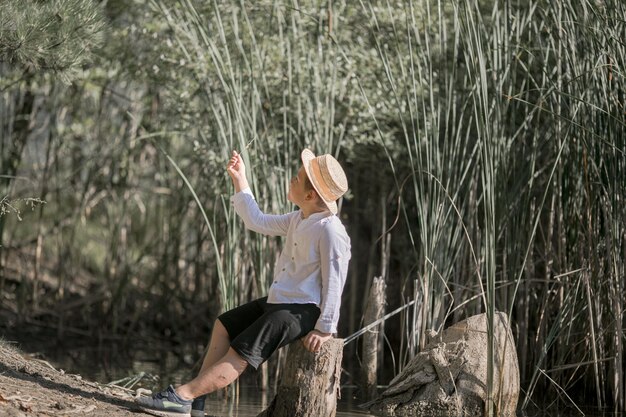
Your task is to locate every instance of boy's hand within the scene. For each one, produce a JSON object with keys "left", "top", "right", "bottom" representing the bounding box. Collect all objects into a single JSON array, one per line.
[
  {"left": 302, "top": 330, "right": 332, "bottom": 353},
  {"left": 226, "top": 150, "right": 248, "bottom": 192}
]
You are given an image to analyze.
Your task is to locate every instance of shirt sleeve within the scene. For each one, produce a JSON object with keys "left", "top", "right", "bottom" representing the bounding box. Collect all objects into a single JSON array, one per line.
[
  {"left": 315, "top": 222, "right": 351, "bottom": 333},
  {"left": 231, "top": 188, "right": 294, "bottom": 236}
]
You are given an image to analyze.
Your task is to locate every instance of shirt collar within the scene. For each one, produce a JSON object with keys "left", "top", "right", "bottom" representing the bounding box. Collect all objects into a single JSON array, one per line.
[{"left": 300, "top": 210, "right": 332, "bottom": 221}]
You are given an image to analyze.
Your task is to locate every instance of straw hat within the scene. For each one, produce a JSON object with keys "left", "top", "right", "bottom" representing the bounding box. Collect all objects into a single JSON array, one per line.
[{"left": 301, "top": 148, "right": 348, "bottom": 215}]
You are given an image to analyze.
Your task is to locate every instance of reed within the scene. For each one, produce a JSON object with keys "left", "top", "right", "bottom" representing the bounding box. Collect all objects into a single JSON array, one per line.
[
  {"left": 152, "top": 0, "right": 354, "bottom": 311},
  {"left": 346, "top": 0, "right": 624, "bottom": 411}
]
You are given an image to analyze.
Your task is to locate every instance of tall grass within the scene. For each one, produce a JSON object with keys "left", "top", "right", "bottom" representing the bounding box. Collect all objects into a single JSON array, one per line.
[
  {"left": 151, "top": 0, "right": 353, "bottom": 311},
  {"left": 350, "top": 0, "right": 625, "bottom": 411}
]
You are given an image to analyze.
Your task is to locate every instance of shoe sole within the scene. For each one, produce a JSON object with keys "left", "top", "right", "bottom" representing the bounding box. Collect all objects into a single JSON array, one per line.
[{"left": 138, "top": 406, "right": 191, "bottom": 417}]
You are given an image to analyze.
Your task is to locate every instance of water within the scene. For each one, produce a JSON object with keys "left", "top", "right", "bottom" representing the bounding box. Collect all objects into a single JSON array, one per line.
[{"left": 195, "top": 387, "right": 375, "bottom": 417}]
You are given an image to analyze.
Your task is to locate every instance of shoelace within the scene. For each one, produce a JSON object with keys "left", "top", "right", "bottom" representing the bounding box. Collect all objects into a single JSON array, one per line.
[{"left": 154, "top": 390, "right": 169, "bottom": 400}]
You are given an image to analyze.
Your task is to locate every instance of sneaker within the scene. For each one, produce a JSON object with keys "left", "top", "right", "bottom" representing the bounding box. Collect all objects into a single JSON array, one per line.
[
  {"left": 136, "top": 385, "right": 192, "bottom": 417},
  {"left": 190, "top": 395, "right": 206, "bottom": 417}
]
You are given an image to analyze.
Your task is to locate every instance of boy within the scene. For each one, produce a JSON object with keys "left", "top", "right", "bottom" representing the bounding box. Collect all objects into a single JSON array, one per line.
[{"left": 137, "top": 149, "right": 351, "bottom": 417}]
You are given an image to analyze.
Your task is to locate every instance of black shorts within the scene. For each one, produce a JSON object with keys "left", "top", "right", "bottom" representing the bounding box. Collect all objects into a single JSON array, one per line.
[{"left": 218, "top": 297, "right": 320, "bottom": 369}]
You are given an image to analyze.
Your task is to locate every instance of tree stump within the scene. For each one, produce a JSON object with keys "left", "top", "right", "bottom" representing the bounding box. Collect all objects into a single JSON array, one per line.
[
  {"left": 365, "top": 312, "right": 520, "bottom": 416},
  {"left": 257, "top": 338, "right": 343, "bottom": 417}
]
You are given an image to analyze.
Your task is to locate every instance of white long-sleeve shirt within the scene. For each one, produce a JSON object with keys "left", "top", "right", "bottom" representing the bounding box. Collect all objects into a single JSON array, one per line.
[{"left": 231, "top": 188, "right": 351, "bottom": 333}]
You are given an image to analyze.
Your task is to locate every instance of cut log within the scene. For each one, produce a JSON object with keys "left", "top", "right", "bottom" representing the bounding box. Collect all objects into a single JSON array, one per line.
[{"left": 257, "top": 338, "right": 343, "bottom": 417}]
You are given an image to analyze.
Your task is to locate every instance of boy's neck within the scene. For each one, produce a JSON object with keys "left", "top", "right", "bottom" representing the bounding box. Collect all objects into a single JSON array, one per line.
[{"left": 300, "top": 205, "right": 328, "bottom": 219}]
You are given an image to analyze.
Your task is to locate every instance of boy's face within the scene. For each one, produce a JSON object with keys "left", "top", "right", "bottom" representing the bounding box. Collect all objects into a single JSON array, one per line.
[{"left": 288, "top": 166, "right": 310, "bottom": 207}]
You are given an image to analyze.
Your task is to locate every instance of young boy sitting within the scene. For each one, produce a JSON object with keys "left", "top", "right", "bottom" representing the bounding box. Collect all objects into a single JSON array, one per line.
[{"left": 137, "top": 148, "right": 351, "bottom": 417}]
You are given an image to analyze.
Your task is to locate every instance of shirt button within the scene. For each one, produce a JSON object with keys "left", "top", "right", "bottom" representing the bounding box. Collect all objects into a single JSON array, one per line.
[
  {"left": 274, "top": 281, "right": 278, "bottom": 284},
  {"left": 294, "top": 243, "right": 297, "bottom": 246},
  {"left": 291, "top": 257, "right": 295, "bottom": 260},
  {"left": 282, "top": 268, "right": 285, "bottom": 271}
]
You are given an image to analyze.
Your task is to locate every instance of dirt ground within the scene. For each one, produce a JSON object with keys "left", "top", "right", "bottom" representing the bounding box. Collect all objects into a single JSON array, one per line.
[{"left": 0, "top": 341, "right": 152, "bottom": 417}]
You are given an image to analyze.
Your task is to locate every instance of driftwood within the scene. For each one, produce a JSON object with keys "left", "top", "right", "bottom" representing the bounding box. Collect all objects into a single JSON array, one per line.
[
  {"left": 361, "top": 276, "right": 386, "bottom": 400},
  {"left": 366, "top": 312, "right": 520, "bottom": 416},
  {"left": 257, "top": 338, "right": 343, "bottom": 417}
]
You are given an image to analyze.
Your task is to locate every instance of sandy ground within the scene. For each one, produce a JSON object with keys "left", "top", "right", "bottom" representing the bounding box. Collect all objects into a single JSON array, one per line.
[{"left": 0, "top": 341, "right": 152, "bottom": 417}]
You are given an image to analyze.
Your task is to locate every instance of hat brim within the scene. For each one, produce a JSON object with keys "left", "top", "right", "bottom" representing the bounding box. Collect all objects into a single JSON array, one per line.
[{"left": 301, "top": 149, "right": 338, "bottom": 215}]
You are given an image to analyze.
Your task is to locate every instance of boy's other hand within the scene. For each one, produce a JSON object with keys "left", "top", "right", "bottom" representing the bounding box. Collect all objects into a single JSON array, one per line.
[
  {"left": 226, "top": 150, "right": 248, "bottom": 192},
  {"left": 302, "top": 330, "right": 332, "bottom": 353}
]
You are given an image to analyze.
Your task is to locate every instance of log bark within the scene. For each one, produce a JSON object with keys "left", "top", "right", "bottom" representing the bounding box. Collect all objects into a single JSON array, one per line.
[{"left": 257, "top": 338, "right": 343, "bottom": 417}]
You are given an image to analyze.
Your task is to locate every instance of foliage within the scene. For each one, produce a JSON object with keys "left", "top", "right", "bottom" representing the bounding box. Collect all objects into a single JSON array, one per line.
[
  {"left": 0, "top": 0, "right": 105, "bottom": 82},
  {"left": 0, "top": 197, "right": 45, "bottom": 221}
]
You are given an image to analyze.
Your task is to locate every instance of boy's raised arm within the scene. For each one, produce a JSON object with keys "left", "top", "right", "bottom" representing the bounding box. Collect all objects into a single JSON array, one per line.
[
  {"left": 228, "top": 149, "right": 293, "bottom": 237},
  {"left": 226, "top": 150, "right": 250, "bottom": 192}
]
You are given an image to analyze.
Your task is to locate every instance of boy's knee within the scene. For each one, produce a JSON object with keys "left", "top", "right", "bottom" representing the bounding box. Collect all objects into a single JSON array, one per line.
[
  {"left": 214, "top": 319, "right": 227, "bottom": 334},
  {"left": 213, "top": 319, "right": 232, "bottom": 342},
  {"left": 226, "top": 347, "right": 249, "bottom": 372}
]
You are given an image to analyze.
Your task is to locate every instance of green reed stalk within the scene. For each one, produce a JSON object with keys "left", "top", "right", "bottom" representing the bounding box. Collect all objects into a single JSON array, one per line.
[
  {"left": 161, "top": 149, "right": 229, "bottom": 307},
  {"left": 454, "top": 1, "right": 498, "bottom": 412}
]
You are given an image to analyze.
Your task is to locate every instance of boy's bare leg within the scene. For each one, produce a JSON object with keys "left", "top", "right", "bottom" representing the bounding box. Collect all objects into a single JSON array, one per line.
[
  {"left": 198, "top": 319, "right": 231, "bottom": 373},
  {"left": 176, "top": 348, "right": 248, "bottom": 400}
]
